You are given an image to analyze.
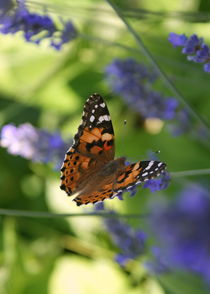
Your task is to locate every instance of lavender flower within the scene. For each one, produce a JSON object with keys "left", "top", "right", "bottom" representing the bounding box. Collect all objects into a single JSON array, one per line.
[
  {"left": 0, "top": 0, "right": 77, "bottom": 49},
  {"left": 168, "top": 33, "right": 210, "bottom": 73},
  {"left": 0, "top": 0, "right": 13, "bottom": 15},
  {"left": 167, "top": 108, "right": 191, "bottom": 136},
  {"left": 143, "top": 171, "right": 170, "bottom": 192},
  {"left": 50, "top": 21, "right": 77, "bottom": 50},
  {"left": 0, "top": 123, "right": 70, "bottom": 168},
  {"left": 144, "top": 247, "right": 169, "bottom": 274},
  {"left": 148, "top": 184, "right": 210, "bottom": 283},
  {"left": 104, "top": 212, "right": 146, "bottom": 266},
  {"left": 105, "top": 58, "right": 179, "bottom": 120},
  {"left": 168, "top": 32, "right": 187, "bottom": 47}
]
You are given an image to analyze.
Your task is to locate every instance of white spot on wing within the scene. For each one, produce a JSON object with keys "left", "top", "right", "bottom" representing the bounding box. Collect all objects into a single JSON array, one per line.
[
  {"left": 104, "top": 115, "right": 110, "bottom": 121},
  {"left": 142, "top": 172, "right": 148, "bottom": 176},
  {"left": 90, "top": 115, "right": 95, "bottom": 122},
  {"left": 98, "top": 116, "right": 104, "bottom": 122},
  {"left": 95, "top": 105, "right": 98, "bottom": 108},
  {"left": 100, "top": 103, "right": 105, "bottom": 108},
  {"left": 145, "top": 161, "right": 154, "bottom": 170}
]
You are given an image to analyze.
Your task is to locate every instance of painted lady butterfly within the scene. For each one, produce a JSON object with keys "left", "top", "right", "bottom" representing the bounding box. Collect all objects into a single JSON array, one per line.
[{"left": 60, "top": 93, "right": 166, "bottom": 206}]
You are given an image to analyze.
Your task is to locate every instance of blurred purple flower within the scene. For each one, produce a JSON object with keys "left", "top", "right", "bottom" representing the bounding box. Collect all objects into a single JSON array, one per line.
[
  {"left": 104, "top": 212, "right": 146, "bottom": 266},
  {"left": 143, "top": 171, "right": 170, "bottom": 192},
  {"left": 145, "top": 247, "right": 169, "bottom": 274},
  {"left": 167, "top": 108, "right": 192, "bottom": 136},
  {"left": 187, "top": 44, "right": 209, "bottom": 63},
  {"left": 168, "top": 32, "right": 187, "bottom": 47},
  {"left": 0, "top": 0, "right": 13, "bottom": 15},
  {"left": 148, "top": 184, "right": 210, "bottom": 283},
  {"left": 0, "top": 123, "right": 70, "bottom": 169},
  {"left": 50, "top": 21, "right": 77, "bottom": 50},
  {"left": 105, "top": 58, "right": 179, "bottom": 120},
  {"left": 204, "top": 63, "right": 210, "bottom": 72},
  {"left": 0, "top": 0, "right": 77, "bottom": 49},
  {"left": 169, "top": 32, "right": 210, "bottom": 73},
  {"left": 182, "top": 34, "right": 202, "bottom": 54}
]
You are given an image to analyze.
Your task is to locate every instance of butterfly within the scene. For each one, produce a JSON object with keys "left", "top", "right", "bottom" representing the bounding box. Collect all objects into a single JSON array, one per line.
[{"left": 60, "top": 93, "right": 166, "bottom": 206}]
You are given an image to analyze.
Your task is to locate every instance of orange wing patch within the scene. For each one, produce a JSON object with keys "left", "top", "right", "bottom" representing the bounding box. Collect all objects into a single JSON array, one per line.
[
  {"left": 114, "top": 162, "right": 142, "bottom": 192},
  {"left": 60, "top": 150, "right": 92, "bottom": 196},
  {"left": 77, "top": 127, "right": 114, "bottom": 160},
  {"left": 114, "top": 161, "right": 166, "bottom": 193}
]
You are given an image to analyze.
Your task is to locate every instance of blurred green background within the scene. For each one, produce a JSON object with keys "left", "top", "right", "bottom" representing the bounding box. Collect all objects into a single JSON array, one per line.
[{"left": 0, "top": 0, "right": 210, "bottom": 293}]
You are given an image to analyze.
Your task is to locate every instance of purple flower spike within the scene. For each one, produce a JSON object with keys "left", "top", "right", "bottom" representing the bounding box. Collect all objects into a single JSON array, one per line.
[
  {"left": 104, "top": 212, "right": 146, "bottom": 266},
  {"left": 0, "top": 0, "right": 77, "bottom": 49},
  {"left": 169, "top": 32, "right": 210, "bottom": 73},
  {"left": 148, "top": 184, "right": 210, "bottom": 284},
  {"left": 105, "top": 58, "right": 179, "bottom": 120},
  {"left": 0, "top": 123, "right": 70, "bottom": 169},
  {"left": 143, "top": 171, "right": 170, "bottom": 192}
]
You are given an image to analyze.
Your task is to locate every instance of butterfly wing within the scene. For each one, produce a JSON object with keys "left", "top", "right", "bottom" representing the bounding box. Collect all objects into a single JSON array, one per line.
[
  {"left": 60, "top": 93, "right": 115, "bottom": 196},
  {"left": 73, "top": 181, "right": 115, "bottom": 206},
  {"left": 113, "top": 160, "right": 166, "bottom": 193},
  {"left": 73, "top": 159, "right": 166, "bottom": 206}
]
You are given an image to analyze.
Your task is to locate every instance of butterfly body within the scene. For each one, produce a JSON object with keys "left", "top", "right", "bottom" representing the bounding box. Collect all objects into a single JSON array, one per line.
[{"left": 60, "top": 93, "right": 166, "bottom": 206}]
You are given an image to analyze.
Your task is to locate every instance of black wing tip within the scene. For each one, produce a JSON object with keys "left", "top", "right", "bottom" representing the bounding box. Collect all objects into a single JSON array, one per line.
[
  {"left": 86, "top": 93, "right": 104, "bottom": 104},
  {"left": 89, "top": 93, "right": 102, "bottom": 99}
]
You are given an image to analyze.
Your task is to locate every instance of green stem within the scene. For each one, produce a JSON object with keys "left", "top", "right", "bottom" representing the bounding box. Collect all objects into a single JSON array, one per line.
[
  {"left": 171, "top": 168, "right": 210, "bottom": 177},
  {"left": 105, "top": 0, "right": 210, "bottom": 135},
  {"left": 79, "top": 33, "right": 139, "bottom": 53},
  {"left": 0, "top": 209, "right": 148, "bottom": 219}
]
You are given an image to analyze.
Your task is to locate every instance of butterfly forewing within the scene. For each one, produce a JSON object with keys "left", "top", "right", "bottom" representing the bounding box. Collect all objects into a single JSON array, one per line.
[
  {"left": 60, "top": 93, "right": 115, "bottom": 196},
  {"left": 74, "top": 93, "right": 114, "bottom": 161}
]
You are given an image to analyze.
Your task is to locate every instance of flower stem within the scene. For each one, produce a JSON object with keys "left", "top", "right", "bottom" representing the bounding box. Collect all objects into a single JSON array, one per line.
[
  {"left": 171, "top": 168, "right": 210, "bottom": 177},
  {"left": 0, "top": 208, "right": 148, "bottom": 219}
]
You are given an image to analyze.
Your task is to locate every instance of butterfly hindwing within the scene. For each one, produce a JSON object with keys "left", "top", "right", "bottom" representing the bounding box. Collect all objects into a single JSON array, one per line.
[
  {"left": 73, "top": 183, "right": 114, "bottom": 206},
  {"left": 72, "top": 160, "right": 166, "bottom": 206},
  {"left": 113, "top": 160, "right": 166, "bottom": 193}
]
